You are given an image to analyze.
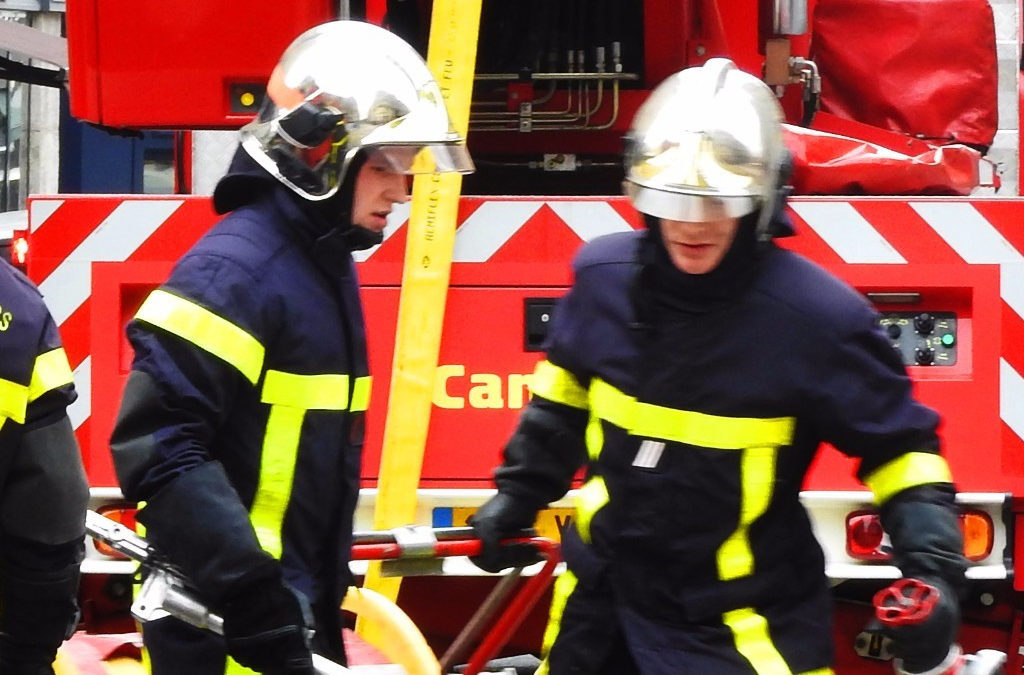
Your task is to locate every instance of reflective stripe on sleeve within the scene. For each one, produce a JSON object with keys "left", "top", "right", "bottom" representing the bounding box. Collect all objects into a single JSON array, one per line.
[
  {"left": 28, "top": 347, "right": 73, "bottom": 402},
  {"left": 135, "top": 289, "right": 265, "bottom": 384},
  {"left": 0, "top": 377, "right": 28, "bottom": 424},
  {"left": 529, "top": 360, "right": 589, "bottom": 410},
  {"left": 864, "top": 452, "right": 953, "bottom": 505}
]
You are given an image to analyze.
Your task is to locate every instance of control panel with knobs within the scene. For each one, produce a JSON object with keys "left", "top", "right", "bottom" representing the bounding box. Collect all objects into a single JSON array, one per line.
[{"left": 877, "top": 311, "right": 957, "bottom": 366}]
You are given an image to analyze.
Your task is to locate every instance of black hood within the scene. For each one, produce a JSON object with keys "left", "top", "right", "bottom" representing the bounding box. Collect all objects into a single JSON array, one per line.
[
  {"left": 638, "top": 212, "right": 763, "bottom": 317},
  {"left": 212, "top": 145, "right": 383, "bottom": 252},
  {"left": 635, "top": 197, "right": 796, "bottom": 317}
]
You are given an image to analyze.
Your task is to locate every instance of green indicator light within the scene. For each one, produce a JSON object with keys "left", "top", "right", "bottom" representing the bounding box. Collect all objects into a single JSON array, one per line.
[{"left": 941, "top": 333, "right": 955, "bottom": 347}]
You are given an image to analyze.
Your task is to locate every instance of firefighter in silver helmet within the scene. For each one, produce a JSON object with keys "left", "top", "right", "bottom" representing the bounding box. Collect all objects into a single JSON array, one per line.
[
  {"left": 469, "top": 59, "right": 965, "bottom": 675},
  {"left": 110, "top": 21, "right": 471, "bottom": 675}
]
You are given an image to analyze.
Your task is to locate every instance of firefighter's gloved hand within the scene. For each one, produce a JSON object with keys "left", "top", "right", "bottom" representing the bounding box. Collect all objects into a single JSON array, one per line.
[
  {"left": 887, "top": 577, "right": 961, "bottom": 675},
  {"left": 468, "top": 493, "right": 542, "bottom": 573},
  {"left": 222, "top": 575, "right": 315, "bottom": 675}
]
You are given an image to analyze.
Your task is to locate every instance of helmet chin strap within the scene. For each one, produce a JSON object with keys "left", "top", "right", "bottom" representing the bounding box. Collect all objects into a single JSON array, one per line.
[
  {"left": 302, "top": 151, "right": 386, "bottom": 252},
  {"left": 758, "top": 149, "right": 795, "bottom": 241}
]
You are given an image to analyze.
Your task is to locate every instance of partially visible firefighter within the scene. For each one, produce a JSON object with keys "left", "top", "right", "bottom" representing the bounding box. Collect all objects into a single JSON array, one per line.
[
  {"left": 469, "top": 58, "right": 967, "bottom": 675},
  {"left": 0, "top": 258, "right": 89, "bottom": 675},
  {"left": 109, "top": 20, "right": 472, "bottom": 675}
]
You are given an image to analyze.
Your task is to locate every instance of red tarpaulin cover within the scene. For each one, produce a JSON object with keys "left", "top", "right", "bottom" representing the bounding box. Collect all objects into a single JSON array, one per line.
[
  {"left": 810, "top": 0, "right": 998, "bottom": 149},
  {"left": 784, "top": 116, "right": 989, "bottom": 196}
]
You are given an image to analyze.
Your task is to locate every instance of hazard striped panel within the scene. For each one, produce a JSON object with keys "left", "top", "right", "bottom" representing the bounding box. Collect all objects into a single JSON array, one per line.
[
  {"left": 27, "top": 195, "right": 1024, "bottom": 492},
  {"left": 789, "top": 200, "right": 1024, "bottom": 452}
]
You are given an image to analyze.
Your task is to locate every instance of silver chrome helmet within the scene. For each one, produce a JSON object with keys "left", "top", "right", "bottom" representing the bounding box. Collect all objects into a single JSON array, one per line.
[
  {"left": 240, "top": 20, "right": 474, "bottom": 201},
  {"left": 623, "top": 58, "right": 786, "bottom": 237}
]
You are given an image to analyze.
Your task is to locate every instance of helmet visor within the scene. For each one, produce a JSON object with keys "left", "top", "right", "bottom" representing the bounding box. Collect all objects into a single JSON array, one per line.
[
  {"left": 627, "top": 131, "right": 762, "bottom": 197},
  {"left": 370, "top": 143, "right": 475, "bottom": 175}
]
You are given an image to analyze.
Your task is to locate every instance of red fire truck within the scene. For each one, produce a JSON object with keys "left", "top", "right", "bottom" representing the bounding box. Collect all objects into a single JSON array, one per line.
[{"left": 12, "top": 0, "right": 1024, "bottom": 672}]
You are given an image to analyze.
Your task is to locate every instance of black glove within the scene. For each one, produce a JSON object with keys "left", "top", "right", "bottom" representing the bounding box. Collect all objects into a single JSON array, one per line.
[
  {"left": 885, "top": 576, "right": 960, "bottom": 674},
  {"left": 222, "top": 574, "right": 315, "bottom": 675},
  {"left": 468, "top": 493, "right": 543, "bottom": 573},
  {"left": 878, "top": 484, "right": 966, "bottom": 673}
]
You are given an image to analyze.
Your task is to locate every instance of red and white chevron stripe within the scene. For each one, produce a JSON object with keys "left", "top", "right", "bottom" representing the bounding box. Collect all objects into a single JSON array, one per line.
[{"left": 28, "top": 195, "right": 1024, "bottom": 469}]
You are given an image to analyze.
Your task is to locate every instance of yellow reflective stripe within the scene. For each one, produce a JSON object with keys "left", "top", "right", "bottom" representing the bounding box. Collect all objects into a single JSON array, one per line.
[
  {"left": 723, "top": 606, "right": 793, "bottom": 675},
  {"left": 250, "top": 405, "right": 305, "bottom": 559},
  {"left": 0, "top": 377, "right": 28, "bottom": 424},
  {"left": 261, "top": 370, "right": 349, "bottom": 410},
  {"left": 632, "top": 402, "right": 794, "bottom": 448},
  {"left": 0, "top": 417, "right": 6, "bottom": 432},
  {"left": 717, "top": 446, "right": 778, "bottom": 580},
  {"left": 574, "top": 476, "right": 609, "bottom": 544},
  {"left": 797, "top": 669, "right": 834, "bottom": 675},
  {"left": 536, "top": 568, "right": 577, "bottom": 675},
  {"left": 28, "top": 348, "right": 73, "bottom": 402},
  {"left": 136, "top": 289, "right": 265, "bottom": 384},
  {"left": 529, "top": 360, "right": 589, "bottom": 410},
  {"left": 589, "top": 378, "right": 795, "bottom": 448},
  {"left": 584, "top": 411, "right": 604, "bottom": 461},
  {"left": 351, "top": 376, "right": 372, "bottom": 412},
  {"left": 225, "top": 657, "right": 257, "bottom": 674},
  {"left": 589, "top": 378, "right": 635, "bottom": 430},
  {"left": 864, "top": 452, "right": 953, "bottom": 505}
]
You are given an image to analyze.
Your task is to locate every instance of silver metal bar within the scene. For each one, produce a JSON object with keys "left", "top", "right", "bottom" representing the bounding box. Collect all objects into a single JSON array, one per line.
[{"left": 475, "top": 72, "right": 637, "bottom": 82}]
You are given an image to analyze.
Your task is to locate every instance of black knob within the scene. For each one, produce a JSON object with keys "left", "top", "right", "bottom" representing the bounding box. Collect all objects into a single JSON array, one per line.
[
  {"left": 915, "top": 347, "right": 935, "bottom": 365},
  {"left": 886, "top": 324, "right": 902, "bottom": 340},
  {"left": 914, "top": 313, "right": 935, "bottom": 335}
]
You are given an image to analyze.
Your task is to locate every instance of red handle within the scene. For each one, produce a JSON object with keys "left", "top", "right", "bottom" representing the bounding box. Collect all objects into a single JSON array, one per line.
[
  {"left": 350, "top": 530, "right": 561, "bottom": 675},
  {"left": 873, "top": 578, "right": 939, "bottom": 627}
]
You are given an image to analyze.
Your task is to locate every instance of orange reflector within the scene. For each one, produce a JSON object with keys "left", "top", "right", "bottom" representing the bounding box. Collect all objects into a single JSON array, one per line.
[
  {"left": 845, "top": 508, "right": 994, "bottom": 563},
  {"left": 960, "top": 510, "right": 993, "bottom": 562},
  {"left": 93, "top": 504, "right": 139, "bottom": 560}
]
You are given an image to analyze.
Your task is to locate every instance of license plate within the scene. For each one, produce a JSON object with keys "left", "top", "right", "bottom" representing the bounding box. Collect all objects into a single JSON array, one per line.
[{"left": 436, "top": 506, "right": 576, "bottom": 542}]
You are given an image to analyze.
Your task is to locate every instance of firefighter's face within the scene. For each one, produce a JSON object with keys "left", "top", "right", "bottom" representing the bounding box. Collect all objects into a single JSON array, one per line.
[
  {"left": 659, "top": 216, "right": 741, "bottom": 274},
  {"left": 351, "top": 153, "right": 411, "bottom": 233}
]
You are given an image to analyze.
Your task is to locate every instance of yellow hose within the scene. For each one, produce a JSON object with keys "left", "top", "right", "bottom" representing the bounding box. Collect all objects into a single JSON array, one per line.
[
  {"left": 343, "top": 586, "right": 440, "bottom": 675},
  {"left": 359, "top": 0, "right": 482, "bottom": 640}
]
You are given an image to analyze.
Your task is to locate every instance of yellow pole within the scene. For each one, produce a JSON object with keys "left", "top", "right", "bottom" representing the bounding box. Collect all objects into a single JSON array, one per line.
[{"left": 358, "top": 0, "right": 482, "bottom": 640}]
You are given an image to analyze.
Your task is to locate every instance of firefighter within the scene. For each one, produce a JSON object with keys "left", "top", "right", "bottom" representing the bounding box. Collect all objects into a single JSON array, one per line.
[
  {"left": 469, "top": 59, "right": 966, "bottom": 675},
  {"left": 109, "top": 20, "right": 472, "bottom": 675},
  {"left": 0, "top": 258, "right": 89, "bottom": 675}
]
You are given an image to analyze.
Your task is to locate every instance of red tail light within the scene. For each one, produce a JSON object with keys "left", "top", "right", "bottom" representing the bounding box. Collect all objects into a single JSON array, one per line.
[
  {"left": 846, "top": 511, "right": 889, "bottom": 560},
  {"left": 846, "top": 509, "right": 994, "bottom": 562},
  {"left": 10, "top": 228, "right": 28, "bottom": 271}
]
